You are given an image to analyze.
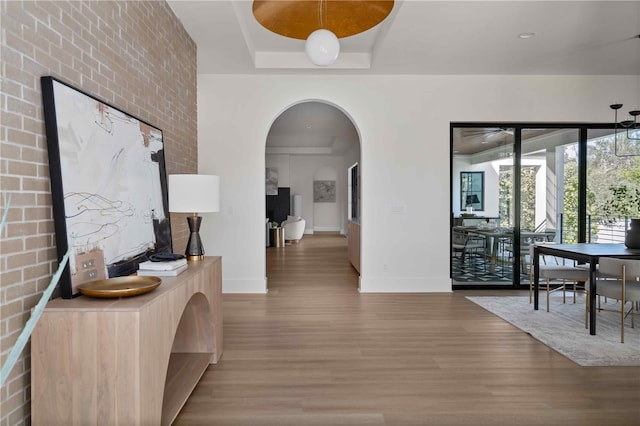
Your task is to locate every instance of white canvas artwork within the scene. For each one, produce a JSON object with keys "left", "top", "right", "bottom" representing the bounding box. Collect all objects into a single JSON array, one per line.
[{"left": 43, "top": 77, "right": 172, "bottom": 296}]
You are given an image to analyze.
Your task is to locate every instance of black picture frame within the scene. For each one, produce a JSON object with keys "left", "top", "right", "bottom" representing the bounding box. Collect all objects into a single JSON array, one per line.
[
  {"left": 41, "top": 76, "right": 172, "bottom": 298},
  {"left": 460, "top": 171, "right": 484, "bottom": 211}
]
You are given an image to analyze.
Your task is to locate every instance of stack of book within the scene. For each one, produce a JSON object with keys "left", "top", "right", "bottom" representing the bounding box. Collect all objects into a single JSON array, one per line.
[{"left": 137, "top": 258, "right": 188, "bottom": 276}]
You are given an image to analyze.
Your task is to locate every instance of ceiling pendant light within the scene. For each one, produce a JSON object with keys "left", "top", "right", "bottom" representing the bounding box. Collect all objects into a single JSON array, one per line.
[
  {"left": 306, "top": 29, "right": 340, "bottom": 66},
  {"left": 305, "top": 0, "right": 339, "bottom": 66},
  {"left": 253, "top": 1, "right": 393, "bottom": 67},
  {"left": 609, "top": 34, "right": 640, "bottom": 157},
  {"left": 610, "top": 103, "right": 640, "bottom": 157}
]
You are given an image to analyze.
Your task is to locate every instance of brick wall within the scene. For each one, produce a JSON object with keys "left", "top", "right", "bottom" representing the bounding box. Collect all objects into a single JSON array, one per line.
[{"left": 0, "top": 1, "right": 197, "bottom": 423}]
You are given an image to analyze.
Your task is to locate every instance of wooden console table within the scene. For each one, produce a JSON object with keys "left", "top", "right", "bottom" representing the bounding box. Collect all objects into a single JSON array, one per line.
[{"left": 31, "top": 257, "right": 222, "bottom": 425}]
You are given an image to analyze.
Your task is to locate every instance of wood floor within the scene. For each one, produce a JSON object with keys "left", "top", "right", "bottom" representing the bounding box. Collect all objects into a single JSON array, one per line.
[{"left": 175, "top": 233, "right": 640, "bottom": 426}]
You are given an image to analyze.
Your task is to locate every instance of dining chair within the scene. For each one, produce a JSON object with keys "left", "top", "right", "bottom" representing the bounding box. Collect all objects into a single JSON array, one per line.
[
  {"left": 467, "top": 234, "right": 487, "bottom": 270},
  {"left": 452, "top": 230, "right": 468, "bottom": 262},
  {"left": 452, "top": 229, "right": 485, "bottom": 269},
  {"left": 506, "top": 232, "right": 544, "bottom": 276},
  {"left": 586, "top": 257, "right": 640, "bottom": 343},
  {"left": 529, "top": 244, "right": 590, "bottom": 312}
]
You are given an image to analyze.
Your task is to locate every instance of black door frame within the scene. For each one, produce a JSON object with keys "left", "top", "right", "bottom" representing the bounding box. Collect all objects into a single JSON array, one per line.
[{"left": 450, "top": 122, "right": 614, "bottom": 290}]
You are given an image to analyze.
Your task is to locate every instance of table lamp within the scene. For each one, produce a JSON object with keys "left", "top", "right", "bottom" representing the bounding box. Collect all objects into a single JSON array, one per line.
[
  {"left": 465, "top": 194, "right": 480, "bottom": 213},
  {"left": 168, "top": 174, "right": 219, "bottom": 261}
]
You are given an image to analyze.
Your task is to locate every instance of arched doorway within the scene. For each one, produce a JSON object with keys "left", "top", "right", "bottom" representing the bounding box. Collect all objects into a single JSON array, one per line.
[{"left": 264, "top": 100, "right": 361, "bottom": 284}]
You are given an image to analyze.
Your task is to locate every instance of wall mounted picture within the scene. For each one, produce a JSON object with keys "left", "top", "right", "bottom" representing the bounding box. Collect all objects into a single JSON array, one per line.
[
  {"left": 460, "top": 171, "right": 484, "bottom": 212},
  {"left": 314, "top": 180, "right": 336, "bottom": 203},
  {"left": 266, "top": 167, "right": 278, "bottom": 195},
  {"left": 41, "top": 76, "right": 172, "bottom": 298}
]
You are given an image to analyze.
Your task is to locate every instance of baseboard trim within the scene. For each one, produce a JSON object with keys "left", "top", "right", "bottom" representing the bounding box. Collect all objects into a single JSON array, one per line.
[
  {"left": 222, "top": 278, "right": 267, "bottom": 293},
  {"left": 359, "top": 277, "right": 452, "bottom": 293},
  {"left": 313, "top": 226, "right": 341, "bottom": 232}
]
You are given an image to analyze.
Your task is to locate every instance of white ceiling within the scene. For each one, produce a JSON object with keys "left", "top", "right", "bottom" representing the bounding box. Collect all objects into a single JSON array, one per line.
[
  {"left": 265, "top": 102, "right": 359, "bottom": 156},
  {"left": 167, "top": 0, "right": 640, "bottom": 154},
  {"left": 168, "top": 0, "right": 640, "bottom": 75}
]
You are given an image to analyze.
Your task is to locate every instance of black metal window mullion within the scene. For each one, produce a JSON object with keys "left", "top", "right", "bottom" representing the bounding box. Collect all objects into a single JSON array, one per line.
[
  {"left": 512, "top": 127, "right": 522, "bottom": 287},
  {"left": 578, "top": 127, "right": 588, "bottom": 243}
]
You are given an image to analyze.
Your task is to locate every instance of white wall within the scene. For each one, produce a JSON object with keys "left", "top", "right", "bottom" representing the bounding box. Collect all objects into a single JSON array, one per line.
[
  {"left": 197, "top": 74, "right": 635, "bottom": 293},
  {"left": 311, "top": 164, "right": 341, "bottom": 232},
  {"left": 452, "top": 158, "right": 500, "bottom": 217},
  {"left": 298, "top": 157, "right": 344, "bottom": 232},
  {"left": 265, "top": 154, "right": 291, "bottom": 187}
]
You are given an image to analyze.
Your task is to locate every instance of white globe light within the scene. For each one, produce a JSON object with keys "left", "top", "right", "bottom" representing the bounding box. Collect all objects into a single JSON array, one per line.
[{"left": 305, "top": 29, "right": 340, "bottom": 66}]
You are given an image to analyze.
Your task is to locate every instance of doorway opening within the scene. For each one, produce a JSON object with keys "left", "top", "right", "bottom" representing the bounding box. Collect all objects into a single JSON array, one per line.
[
  {"left": 264, "top": 101, "right": 362, "bottom": 287},
  {"left": 451, "top": 123, "right": 632, "bottom": 290}
]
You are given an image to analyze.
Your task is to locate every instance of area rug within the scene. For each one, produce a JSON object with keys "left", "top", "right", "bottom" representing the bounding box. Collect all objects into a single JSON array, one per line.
[{"left": 466, "top": 295, "right": 640, "bottom": 366}]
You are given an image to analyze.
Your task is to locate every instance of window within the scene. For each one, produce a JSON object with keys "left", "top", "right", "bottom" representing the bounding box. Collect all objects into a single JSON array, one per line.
[{"left": 460, "top": 171, "right": 484, "bottom": 212}]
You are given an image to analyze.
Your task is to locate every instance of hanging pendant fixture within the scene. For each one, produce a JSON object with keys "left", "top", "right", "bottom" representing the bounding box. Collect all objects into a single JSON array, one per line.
[
  {"left": 253, "top": 0, "right": 394, "bottom": 66},
  {"left": 609, "top": 34, "right": 640, "bottom": 156},
  {"left": 610, "top": 103, "right": 640, "bottom": 157},
  {"left": 306, "top": 0, "right": 339, "bottom": 66},
  {"left": 305, "top": 28, "right": 340, "bottom": 66}
]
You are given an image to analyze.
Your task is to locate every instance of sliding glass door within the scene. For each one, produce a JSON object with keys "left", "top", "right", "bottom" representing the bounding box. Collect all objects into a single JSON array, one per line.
[
  {"left": 450, "top": 124, "right": 623, "bottom": 289},
  {"left": 586, "top": 129, "right": 640, "bottom": 243},
  {"left": 518, "top": 129, "right": 580, "bottom": 287},
  {"left": 451, "top": 127, "right": 514, "bottom": 285}
]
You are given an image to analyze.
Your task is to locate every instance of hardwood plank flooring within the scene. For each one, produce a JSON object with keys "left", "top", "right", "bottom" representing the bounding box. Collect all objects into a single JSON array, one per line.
[{"left": 175, "top": 233, "right": 640, "bottom": 425}]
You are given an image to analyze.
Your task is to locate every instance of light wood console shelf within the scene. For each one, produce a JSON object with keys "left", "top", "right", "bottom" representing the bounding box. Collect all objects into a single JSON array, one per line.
[{"left": 31, "top": 257, "right": 222, "bottom": 425}]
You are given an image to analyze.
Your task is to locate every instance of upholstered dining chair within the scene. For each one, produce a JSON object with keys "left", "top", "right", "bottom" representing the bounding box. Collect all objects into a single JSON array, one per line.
[
  {"left": 587, "top": 257, "right": 640, "bottom": 343},
  {"left": 529, "top": 244, "right": 590, "bottom": 312}
]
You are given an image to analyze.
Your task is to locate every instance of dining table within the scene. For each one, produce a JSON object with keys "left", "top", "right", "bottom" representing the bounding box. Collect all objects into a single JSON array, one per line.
[{"left": 532, "top": 243, "right": 640, "bottom": 335}]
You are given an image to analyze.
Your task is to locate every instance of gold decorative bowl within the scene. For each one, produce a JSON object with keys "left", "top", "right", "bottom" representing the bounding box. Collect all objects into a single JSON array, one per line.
[{"left": 77, "top": 276, "right": 161, "bottom": 298}]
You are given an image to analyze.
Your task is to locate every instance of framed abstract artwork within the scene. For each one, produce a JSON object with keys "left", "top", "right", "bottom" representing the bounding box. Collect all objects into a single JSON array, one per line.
[
  {"left": 41, "top": 77, "right": 172, "bottom": 298},
  {"left": 314, "top": 180, "right": 336, "bottom": 203}
]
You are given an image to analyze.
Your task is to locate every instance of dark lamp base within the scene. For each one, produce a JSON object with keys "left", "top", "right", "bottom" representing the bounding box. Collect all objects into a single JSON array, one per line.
[{"left": 185, "top": 215, "right": 206, "bottom": 260}]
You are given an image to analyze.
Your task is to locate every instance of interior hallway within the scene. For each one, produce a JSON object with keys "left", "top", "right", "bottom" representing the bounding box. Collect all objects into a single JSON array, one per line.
[{"left": 175, "top": 234, "right": 640, "bottom": 425}]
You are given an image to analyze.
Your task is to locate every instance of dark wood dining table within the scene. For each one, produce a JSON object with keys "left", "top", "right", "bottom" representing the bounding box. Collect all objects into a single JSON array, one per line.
[{"left": 532, "top": 243, "right": 640, "bottom": 335}]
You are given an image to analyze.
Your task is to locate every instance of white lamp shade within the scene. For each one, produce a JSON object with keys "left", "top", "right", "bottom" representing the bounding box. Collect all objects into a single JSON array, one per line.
[
  {"left": 169, "top": 174, "right": 219, "bottom": 213},
  {"left": 305, "top": 29, "right": 340, "bottom": 66}
]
